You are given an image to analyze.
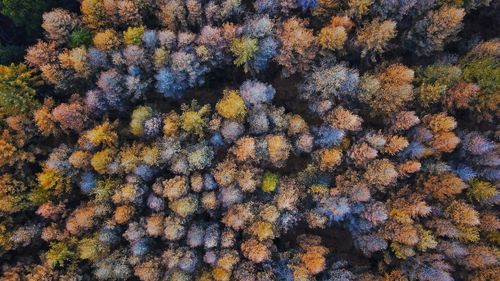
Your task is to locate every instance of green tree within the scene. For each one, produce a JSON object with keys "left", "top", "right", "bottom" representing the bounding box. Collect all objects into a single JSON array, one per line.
[
  {"left": 0, "top": 45, "right": 24, "bottom": 65},
  {"left": 230, "top": 37, "right": 258, "bottom": 73},
  {"left": 0, "top": 63, "right": 40, "bottom": 117},
  {"left": 70, "top": 28, "right": 93, "bottom": 48},
  {"left": 462, "top": 57, "right": 500, "bottom": 92},
  {"left": 0, "top": 0, "right": 56, "bottom": 37},
  {"left": 46, "top": 241, "right": 75, "bottom": 268}
]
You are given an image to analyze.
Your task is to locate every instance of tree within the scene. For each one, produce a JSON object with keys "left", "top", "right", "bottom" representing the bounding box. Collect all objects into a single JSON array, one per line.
[
  {"left": 69, "top": 28, "right": 92, "bottom": 48},
  {"left": 0, "top": 173, "right": 30, "bottom": 213},
  {"left": 422, "top": 113, "right": 457, "bottom": 133},
  {"left": 117, "top": 0, "right": 142, "bottom": 27},
  {"left": 325, "top": 106, "right": 363, "bottom": 131},
  {"left": 241, "top": 239, "right": 270, "bottom": 263},
  {"left": 0, "top": 63, "right": 39, "bottom": 117},
  {"left": 302, "top": 64, "right": 360, "bottom": 101},
  {"left": 364, "top": 159, "right": 398, "bottom": 188},
  {"left": 416, "top": 64, "right": 461, "bottom": 107},
  {"left": 423, "top": 173, "right": 468, "bottom": 201},
  {"left": 93, "top": 29, "right": 121, "bottom": 51},
  {"left": 51, "top": 100, "right": 88, "bottom": 132},
  {"left": 180, "top": 101, "right": 210, "bottom": 137},
  {"left": 318, "top": 24, "right": 347, "bottom": 51},
  {"left": 216, "top": 90, "right": 247, "bottom": 121},
  {"left": 316, "top": 147, "right": 342, "bottom": 171},
  {"left": 262, "top": 171, "right": 279, "bottom": 192},
  {"left": 266, "top": 134, "right": 292, "bottom": 167},
  {"left": 0, "top": 0, "right": 56, "bottom": 37},
  {"left": 390, "top": 111, "right": 420, "bottom": 132},
  {"left": 0, "top": 45, "right": 25, "bottom": 65},
  {"left": 297, "top": 0, "right": 318, "bottom": 11},
  {"left": 356, "top": 234, "right": 388, "bottom": 256},
  {"left": 123, "top": 26, "right": 145, "bottom": 46},
  {"left": 359, "top": 64, "right": 414, "bottom": 114},
  {"left": 230, "top": 37, "right": 259, "bottom": 73},
  {"left": 42, "top": 9, "right": 78, "bottom": 44},
  {"left": 405, "top": 5, "right": 465, "bottom": 56},
  {"left": 348, "top": 0, "right": 373, "bottom": 19},
  {"left": 446, "top": 201, "right": 480, "bottom": 226},
  {"left": 239, "top": 80, "right": 275, "bottom": 106},
  {"left": 46, "top": 241, "right": 75, "bottom": 268},
  {"left": 276, "top": 17, "right": 318, "bottom": 77},
  {"left": 79, "top": 121, "right": 118, "bottom": 149},
  {"left": 155, "top": 67, "right": 187, "bottom": 98},
  {"left": 81, "top": 0, "right": 110, "bottom": 30},
  {"left": 356, "top": 19, "right": 397, "bottom": 57}
]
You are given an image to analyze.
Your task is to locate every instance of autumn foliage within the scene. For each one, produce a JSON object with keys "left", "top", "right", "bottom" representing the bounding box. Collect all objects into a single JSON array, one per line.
[{"left": 0, "top": 0, "right": 498, "bottom": 280}]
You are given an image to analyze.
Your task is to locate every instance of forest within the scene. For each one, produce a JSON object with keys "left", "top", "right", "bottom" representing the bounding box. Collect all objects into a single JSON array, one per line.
[{"left": 0, "top": 0, "right": 498, "bottom": 280}]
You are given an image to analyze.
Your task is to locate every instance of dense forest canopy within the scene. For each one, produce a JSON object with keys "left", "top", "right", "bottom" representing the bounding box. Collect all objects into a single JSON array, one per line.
[{"left": 0, "top": 0, "right": 499, "bottom": 280}]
